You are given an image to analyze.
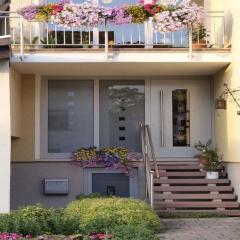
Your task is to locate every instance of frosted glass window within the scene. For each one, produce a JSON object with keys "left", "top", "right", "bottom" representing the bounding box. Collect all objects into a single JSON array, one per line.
[
  {"left": 99, "top": 81, "right": 145, "bottom": 152},
  {"left": 48, "top": 80, "right": 94, "bottom": 153},
  {"left": 172, "top": 89, "right": 190, "bottom": 147}
]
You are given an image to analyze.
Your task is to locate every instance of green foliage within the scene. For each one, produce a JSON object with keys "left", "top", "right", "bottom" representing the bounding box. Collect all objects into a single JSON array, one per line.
[
  {"left": 0, "top": 199, "right": 163, "bottom": 238},
  {"left": 111, "top": 225, "right": 160, "bottom": 240},
  {"left": 192, "top": 24, "right": 207, "bottom": 42},
  {"left": 41, "top": 34, "right": 56, "bottom": 48},
  {"left": 194, "top": 139, "right": 222, "bottom": 172},
  {"left": 64, "top": 197, "right": 163, "bottom": 234},
  {"left": 76, "top": 192, "right": 103, "bottom": 200},
  {"left": 0, "top": 204, "right": 77, "bottom": 236},
  {"left": 126, "top": 5, "right": 147, "bottom": 24}
]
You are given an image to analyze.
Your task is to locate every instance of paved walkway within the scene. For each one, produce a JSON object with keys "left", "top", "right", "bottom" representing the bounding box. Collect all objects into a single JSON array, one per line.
[{"left": 159, "top": 218, "right": 240, "bottom": 240}]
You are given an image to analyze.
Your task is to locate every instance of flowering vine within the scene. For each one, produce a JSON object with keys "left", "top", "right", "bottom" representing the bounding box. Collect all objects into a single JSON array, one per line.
[{"left": 17, "top": 0, "right": 203, "bottom": 32}]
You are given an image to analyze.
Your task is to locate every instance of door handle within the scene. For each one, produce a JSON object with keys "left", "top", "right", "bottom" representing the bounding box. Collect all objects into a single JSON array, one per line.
[{"left": 160, "top": 90, "right": 164, "bottom": 147}]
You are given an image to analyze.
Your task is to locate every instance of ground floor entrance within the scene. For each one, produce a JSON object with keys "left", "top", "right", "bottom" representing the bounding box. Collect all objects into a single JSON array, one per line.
[
  {"left": 42, "top": 77, "right": 213, "bottom": 160},
  {"left": 11, "top": 76, "right": 214, "bottom": 209}
]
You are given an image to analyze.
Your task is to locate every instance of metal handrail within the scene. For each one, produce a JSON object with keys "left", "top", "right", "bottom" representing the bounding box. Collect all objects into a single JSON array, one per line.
[
  {"left": 140, "top": 124, "right": 160, "bottom": 207},
  {"left": 0, "top": 10, "right": 227, "bottom": 60}
]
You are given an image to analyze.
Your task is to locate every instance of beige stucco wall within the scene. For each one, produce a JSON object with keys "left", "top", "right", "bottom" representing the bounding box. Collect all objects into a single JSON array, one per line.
[
  {"left": 10, "top": 68, "right": 22, "bottom": 138},
  {"left": 213, "top": 0, "right": 240, "bottom": 163},
  {"left": 213, "top": 1, "right": 240, "bottom": 196},
  {"left": 11, "top": 74, "right": 35, "bottom": 162}
]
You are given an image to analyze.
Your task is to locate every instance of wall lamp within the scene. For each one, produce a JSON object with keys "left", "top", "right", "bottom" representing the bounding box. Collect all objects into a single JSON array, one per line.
[{"left": 215, "top": 84, "right": 240, "bottom": 115}]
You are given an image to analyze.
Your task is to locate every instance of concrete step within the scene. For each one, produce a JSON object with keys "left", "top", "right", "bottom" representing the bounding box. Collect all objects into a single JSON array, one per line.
[
  {"left": 154, "top": 186, "right": 233, "bottom": 192},
  {"left": 155, "top": 201, "right": 240, "bottom": 209},
  {"left": 154, "top": 193, "right": 237, "bottom": 200},
  {"left": 154, "top": 179, "right": 230, "bottom": 185},
  {"left": 157, "top": 209, "right": 240, "bottom": 217}
]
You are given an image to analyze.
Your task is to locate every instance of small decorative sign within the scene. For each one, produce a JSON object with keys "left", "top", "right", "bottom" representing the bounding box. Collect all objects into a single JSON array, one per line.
[{"left": 215, "top": 97, "right": 227, "bottom": 110}]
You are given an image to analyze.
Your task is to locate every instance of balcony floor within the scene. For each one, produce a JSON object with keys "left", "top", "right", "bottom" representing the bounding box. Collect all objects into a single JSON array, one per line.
[{"left": 11, "top": 47, "right": 231, "bottom": 76}]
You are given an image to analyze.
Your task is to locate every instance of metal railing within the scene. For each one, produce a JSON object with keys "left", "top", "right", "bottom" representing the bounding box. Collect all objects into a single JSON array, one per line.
[
  {"left": 0, "top": 11, "right": 226, "bottom": 58},
  {"left": 140, "top": 124, "right": 160, "bottom": 208}
]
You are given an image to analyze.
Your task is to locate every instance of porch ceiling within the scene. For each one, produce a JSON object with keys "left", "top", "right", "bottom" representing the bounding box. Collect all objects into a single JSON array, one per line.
[{"left": 11, "top": 61, "right": 229, "bottom": 76}]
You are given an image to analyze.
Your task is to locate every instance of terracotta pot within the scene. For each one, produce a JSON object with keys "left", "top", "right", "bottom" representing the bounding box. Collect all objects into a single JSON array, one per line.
[
  {"left": 192, "top": 41, "right": 208, "bottom": 49},
  {"left": 198, "top": 156, "right": 208, "bottom": 165}
]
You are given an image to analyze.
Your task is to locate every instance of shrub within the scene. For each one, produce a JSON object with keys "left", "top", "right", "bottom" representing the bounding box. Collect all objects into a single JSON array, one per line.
[
  {"left": 76, "top": 192, "right": 102, "bottom": 200},
  {"left": 111, "top": 225, "right": 160, "bottom": 240},
  {"left": 0, "top": 204, "right": 77, "bottom": 236},
  {"left": 64, "top": 197, "right": 163, "bottom": 234}
]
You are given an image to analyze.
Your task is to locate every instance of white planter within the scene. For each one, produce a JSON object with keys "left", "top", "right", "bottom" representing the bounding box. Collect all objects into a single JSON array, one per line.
[{"left": 206, "top": 171, "right": 219, "bottom": 179}]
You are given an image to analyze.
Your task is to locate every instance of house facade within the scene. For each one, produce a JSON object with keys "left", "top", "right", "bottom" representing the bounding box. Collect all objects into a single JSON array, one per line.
[{"left": 0, "top": 0, "right": 240, "bottom": 214}]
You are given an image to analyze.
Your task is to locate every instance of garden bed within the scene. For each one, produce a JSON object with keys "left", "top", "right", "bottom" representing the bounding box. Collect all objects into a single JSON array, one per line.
[{"left": 0, "top": 197, "right": 164, "bottom": 240}]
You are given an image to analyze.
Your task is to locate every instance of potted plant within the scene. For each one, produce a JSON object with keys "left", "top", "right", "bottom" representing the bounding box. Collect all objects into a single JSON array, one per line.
[
  {"left": 195, "top": 140, "right": 222, "bottom": 179},
  {"left": 192, "top": 24, "right": 208, "bottom": 48}
]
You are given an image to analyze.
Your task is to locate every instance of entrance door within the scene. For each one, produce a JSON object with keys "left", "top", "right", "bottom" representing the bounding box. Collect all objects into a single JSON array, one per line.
[
  {"left": 150, "top": 79, "right": 212, "bottom": 158},
  {"left": 99, "top": 80, "right": 145, "bottom": 152}
]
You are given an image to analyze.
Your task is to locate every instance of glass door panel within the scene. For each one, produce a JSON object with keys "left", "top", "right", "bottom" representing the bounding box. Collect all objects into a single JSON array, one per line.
[{"left": 99, "top": 80, "right": 145, "bottom": 152}]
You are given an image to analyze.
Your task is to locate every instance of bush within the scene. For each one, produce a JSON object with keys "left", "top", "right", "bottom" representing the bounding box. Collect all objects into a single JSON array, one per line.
[
  {"left": 64, "top": 197, "right": 163, "bottom": 234},
  {"left": 111, "top": 225, "right": 160, "bottom": 240},
  {"left": 0, "top": 198, "right": 163, "bottom": 238},
  {"left": 0, "top": 204, "right": 77, "bottom": 236}
]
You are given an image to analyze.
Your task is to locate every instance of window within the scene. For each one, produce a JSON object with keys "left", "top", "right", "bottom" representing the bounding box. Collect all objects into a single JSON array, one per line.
[
  {"left": 172, "top": 89, "right": 190, "bottom": 147},
  {"left": 45, "top": 80, "right": 94, "bottom": 156}
]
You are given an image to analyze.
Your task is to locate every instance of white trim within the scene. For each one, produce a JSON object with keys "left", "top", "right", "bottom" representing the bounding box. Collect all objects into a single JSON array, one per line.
[
  {"left": 94, "top": 79, "right": 100, "bottom": 147},
  {"left": 0, "top": 62, "right": 11, "bottom": 213},
  {"left": 145, "top": 79, "right": 151, "bottom": 126},
  {"left": 35, "top": 74, "right": 41, "bottom": 160},
  {"left": 11, "top": 52, "right": 231, "bottom": 64}
]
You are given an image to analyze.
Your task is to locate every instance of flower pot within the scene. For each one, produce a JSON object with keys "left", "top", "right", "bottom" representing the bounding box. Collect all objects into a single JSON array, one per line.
[
  {"left": 206, "top": 171, "right": 219, "bottom": 179},
  {"left": 198, "top": 156, "right": 208, "bottom": 165},
  {"left": 192, "top": 41, "right": 208, "bottom": 49}
]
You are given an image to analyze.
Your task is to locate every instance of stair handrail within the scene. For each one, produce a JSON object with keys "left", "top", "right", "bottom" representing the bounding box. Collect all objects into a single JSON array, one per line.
[{"left": 140, "top": 124, "right": 160, "bottom": 207}]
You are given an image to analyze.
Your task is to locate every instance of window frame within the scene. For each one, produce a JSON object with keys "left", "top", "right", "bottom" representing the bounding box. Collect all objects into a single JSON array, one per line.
[
  {"left": 40, "top": 77, "right": 95, "bottom": 159},
  {"left": 39, "top": 77, "right": 149, "bottom": 160}
]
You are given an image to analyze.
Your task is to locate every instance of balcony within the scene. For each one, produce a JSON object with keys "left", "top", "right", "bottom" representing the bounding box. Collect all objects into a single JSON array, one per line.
[
  {"left": 1, "top": 11, "right": 228, "bottom": 51},
  {"left": 0, "top": 10, "right": 231, "bottom": 76}
]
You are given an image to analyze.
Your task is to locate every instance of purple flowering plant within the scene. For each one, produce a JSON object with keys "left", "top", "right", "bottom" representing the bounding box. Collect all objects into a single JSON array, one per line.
[{"left": 71, "top": 147, "right": 139, "bottom": 177}]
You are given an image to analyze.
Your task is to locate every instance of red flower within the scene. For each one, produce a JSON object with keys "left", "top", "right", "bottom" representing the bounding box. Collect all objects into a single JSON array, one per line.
[
  {"left": 51, "top": 4, "right": 63, "bottom": 15},
  {"left": 89, "top": 232, "right": 113, "bottom": 240}
]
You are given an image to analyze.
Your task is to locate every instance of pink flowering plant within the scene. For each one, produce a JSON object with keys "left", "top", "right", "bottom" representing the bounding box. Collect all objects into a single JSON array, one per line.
[
  {"left": 0, "top": 233, "right": 32, "bottom": 239},
  {"left": 153, "top": 0, "right": 204, "bottom": 32},
  {"left": 71, "top": 147, "right": 139, "bottom": 177},
  {"left": 51, "top": 0, "right": 102, "bottom": 28},
  {"left": 17, "top": 0, "right": 203, "bottom": 31}
]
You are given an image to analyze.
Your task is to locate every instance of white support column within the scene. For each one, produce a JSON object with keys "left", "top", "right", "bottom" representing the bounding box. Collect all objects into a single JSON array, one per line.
[
  {"left": 93, "top": 0, "right": 99, "bottom": 48},
  {"left": 0, "top": 61, "right": 11, "bottom": 213},
  {"left": 144, "top": 0, "right": 153, "bottom": 48}
]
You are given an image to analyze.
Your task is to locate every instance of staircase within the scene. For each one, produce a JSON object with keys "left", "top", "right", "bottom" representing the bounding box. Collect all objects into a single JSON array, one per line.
[{"left": 152, "top": 161, "right": 240, "bottom": 217}]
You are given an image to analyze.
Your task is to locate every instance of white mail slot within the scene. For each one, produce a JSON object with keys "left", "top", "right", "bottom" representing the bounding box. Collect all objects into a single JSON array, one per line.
[{"left": 44, "top": 178, "right": 69, "bottom": 195}]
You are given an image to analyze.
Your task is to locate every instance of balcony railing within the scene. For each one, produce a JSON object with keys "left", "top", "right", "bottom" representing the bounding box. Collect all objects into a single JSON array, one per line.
[{"left": 0, "top": 11, "right": 227, "bottom": 58}]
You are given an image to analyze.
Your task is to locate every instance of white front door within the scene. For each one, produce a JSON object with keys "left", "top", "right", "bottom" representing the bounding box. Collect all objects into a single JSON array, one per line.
[{"left": 150, "top": 79, "right": 212, "bottom": 158}]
